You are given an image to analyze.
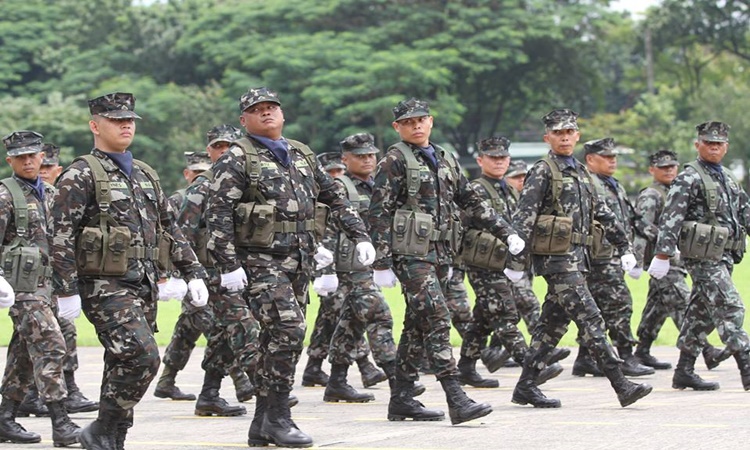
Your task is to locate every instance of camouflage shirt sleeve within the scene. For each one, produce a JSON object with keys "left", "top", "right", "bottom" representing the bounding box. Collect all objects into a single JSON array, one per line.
[
  {"left": 160, "top": 182, "right": 206, "bottom": 281},
  {"left": 454, "top": 172, "right": 515, "bottom": 242},
  {"left": 206, "top": 146, "right": 246, "bottom": 273},
  {"left": 633, "top": 185, "right": 663, "bottom": 266},
  {"left": 314, "top": 162, "right": 370, "bottom": 246},
  {"left": 368, "top": 150, "right": 406, "bottom": 269},
  {"left": 507, "top": 161, "right": 550, "bottom": 270},
  {"left": 654, "top": 169, "right": 698, "bottom": 257}
]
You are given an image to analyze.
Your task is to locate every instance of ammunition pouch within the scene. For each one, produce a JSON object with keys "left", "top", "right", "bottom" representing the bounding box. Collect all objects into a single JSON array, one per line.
[
  {"left": 591, "top": 220, "right": 614, "bottom": 260},
  {"left": 157, "top": 230, "right": 175, "bottom": 272},
  {"left": 678, "top": 221, "right": 730, "bottom": 261},
  {"left": 234, "top": 202, "right": 276, "bottom": 248},
  {"left": 391, "top": 209, "right": 433, "bottom": 257},
  {"left": 314, "top": 202, "right": 330, "bottom": 242},
  {"left": 1, "top": 243, "right": 49, "bottom": 293},
  {"left": 194, "top": 228, "right": 214, "bottom": 268},
  {"left": 335, "top": 235, "right": 368, "bottom": 272},
  {"left": 460, "top": 229, "right": 507, "bottom": 271},
  {"left": 531, "top": 215, "right": 573, "bottom": 255},
  {"left": 448, "top": 216, "right": 463, "bottom": 254},
  {"left": 75, "top": 226, "right": 132, "bottom": 276}
]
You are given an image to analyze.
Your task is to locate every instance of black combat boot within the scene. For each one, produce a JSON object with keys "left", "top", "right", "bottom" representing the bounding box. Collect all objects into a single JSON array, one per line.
[
  {"left": 79, "top": 412, "right": 116, "bottom": 450},
  {"left": 324, "top": 364, "right": 375, "bottom": 403},
  {"left": 413, "top": 381, "right": 426, "bottom": 397},
  {"left": 703, "top": 345, "right": 731, "bottom": 370},
  {"left": 247, "top": 394, "right": 271, "bottom": 447},
  {"left": 572, "top": 345, "right": 604, "bottom": 377},
  {"left": 16, "top": 385, "right": 49, "bottom": 417},
  {"left": 440, "top": 376, "right": 493, "bottom": 425},
  {"left": 480, "top": 345, "right": 509, "bottom": 373},
  {"left": 548, "top": 347, "right": 572, "bottom": 365},
  {"left": 619, "top": 345, "right": 655, "bottom": 376},
  {"left": 229, "top": 366, "right": 254, "bottom": 403},
  {"left": 0, "top": 397, "right": 41, "bottom": 443},
  {"left": 387, "top": 379, "right": 444, "bottom": 422},
  {"left": 511, "top": 361, "right": 561, "bottom": 408},
  {"left": 457, "top": 356, "right": 499, "bottom": 388},
  {"left": 672, "top": 351, "right": 720, "bottom": 391},
  {"left": 634, "top": 340, "right": 672, "bottom": 370},
  {"left": 64, "top": 370, "right": 99, "bottom": 413},
  {"left": 601, "top": 360, "right": 653, "bottom": 407},
  {"left": 114, "top": 419, "right": 131, "bottom": 450},
  {"left": 301, "top": 357, "right": 329, "bottom": 387},
  {"left": 536, "top": 362, "right": 564, "bottom": 386},
  {"left": 288, "top": 394, "right": 299, "bottom": 408},
  {"left": 47, "top": 400, "right": 81, "bottom": 447},
  {"left": 357, "top": 357, "right": 387, "bottom": 388},
  {"left": 260, "top": 389, "right": 313, "bottom": 448},
  {"left": 153, "top": 364, "right": 196, "bottom": 401},
  {"left": 194, "top": 370, "right": 247, "bottom": 416},
  {"left": 733, "top": 351, "right": 750, "bottom": 391}
]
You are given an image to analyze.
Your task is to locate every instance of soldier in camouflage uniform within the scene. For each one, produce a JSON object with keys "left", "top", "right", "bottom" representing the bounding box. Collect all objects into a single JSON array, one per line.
[
  {"left": 51, "top": 93, "right": 209, "bottom": 449},
  {"left": 504, "top": 109, "right": 652, "bottom": 409},
  {"left": 574, "top": 138, "right": 654, "bottom": 378},
  {"left": 633, "top": 150, "right": 730, "bottom": 371},
  {"left": 0, "top": 131, "right": 81, "bottom": 446},
  {"left": 206, "top": 87, "right": 374, "bottom": 448},
  {"left": 369, "top": 98, "right": 526, "bottom": 425},
  {"left": 648, "top": 121, "right": 750, "bottom": 391}
]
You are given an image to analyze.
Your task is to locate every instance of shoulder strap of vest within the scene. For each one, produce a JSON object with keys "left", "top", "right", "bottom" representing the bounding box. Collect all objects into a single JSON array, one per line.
[
  {"left": 685, "top": 161, "right": 718, "bottom": 220},
  {"left": 337, "top": 175, "right": 360, "bottom": 205},
  {"left": 392, "top": 142, "right": 422, "bottom": 210},
  {"left": 538, "top": 156, "right": 564, "bottom": 215},
  {"left": 233, "top": 137, "right": 263, "bottom": 203},
  {"left": 474, "top": 178, "right": 503, "bottom": 211},
  {"left": 0, "top": 178, "right": 29, "bottom": 237},
  {"left": 134, "top": 159, "right": 162, "bottom": 196},
  {"left": 77, "top": 155, "right": 113, "bottom": 217},
  {"left": 287, "top": 139, "right": 319, "bottom": 170}
]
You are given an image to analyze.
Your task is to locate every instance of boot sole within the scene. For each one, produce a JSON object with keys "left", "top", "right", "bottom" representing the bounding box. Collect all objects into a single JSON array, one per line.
[
  {"left": 248, "top": 436, "right": 272, "bottom": 447},
  {"left": 0, "top": 436, "right": 43, "bottom": 444},
  {"left": 672, "top": 383, "right": 720, "bottom": 391},
  {"left": 571, "top": 368, "right": 604, "bottom": 377},
  {"left": 387, "top": 413, "right": 445, "bottom": 422},
  {"left": 449, "top": 405, "right": 493, "bottom": 425},
  {"left": 300, "top": 381, "right": 327, "bottom": 387},
  {"left": 622, "top": 370, "right": 655, "bottom": 377},
  {"left": 536, "top": 365, "right": 564, "bottom": 386},
  {"left": 65, "top": 404, "right": 100, "bottom": 414},
  {"left": 323, "top": 396, "right": 374, "bottom": 403},
  {"left": 511, "top": 397, "right": 561, "bottom": 408},
  {"left": 362, "top": 375, "right": 388, "bottom": 388},
  {"left": 619, "top": 384, "right": 653, "bottom": 407},
  {"left": 457, "top": 379, "right": 500, "bottom": 389},
  {"left": 548, "top": 348, "right": 571, "bottom": 364},
  {"left": 260, "top": 433, "right": 313, "bottom": 448},
  {"left": 194, "top": 409, "right": 247, "bottom": 416},
  {"left": 154, "top": 391, "right": 196, "bottom": 401},
  {"left": 53, "top": 435, "right": 80, "bottom": 447}
]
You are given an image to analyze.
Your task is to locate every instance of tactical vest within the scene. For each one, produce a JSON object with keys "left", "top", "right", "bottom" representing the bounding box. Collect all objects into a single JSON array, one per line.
[
  {"left": 231, "top": 137, "right": 329, "bottom": 249},
  {"left": 190, "top": 169, "right": 214, "bottom": 268},
  {"left": 588, "top": 175, "right": 616, "bottom": 260},
  {"left": 74, "top": 155, "right": 173, "bottom": 276},
  {"left": 0, "top": 178, "right": 52, "bottom": 292},
  {"left": 334, "top": 175, "right": 369, "bottom": 272},
  {"left": 389, "top": 142, "right": 463, "bottom": 257},
  {"left": 460, "top": 177, "right": 508, "bottom": 270}
]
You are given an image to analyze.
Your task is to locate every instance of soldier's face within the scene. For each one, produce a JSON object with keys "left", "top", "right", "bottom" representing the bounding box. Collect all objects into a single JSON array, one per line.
[
  {"left": 89, "top": 117, "right": 136, "bottom": 153},
  {"left": 342, "top": 152, "right": 377, "bottom": 180},
  {"left": 6, "top": 152, "right": 44, "bottom": 180},
  {"left": 392, "top": 115, "right": 433, "bottom": 147},
  {"left": 240, "top": 102, "right": 284, "bottom": 140},
  {"left": 544, "top": 128, "right": 579, "bottom": 156},
  {"left": 477, "top": 155, "right": 510, "bottom": 179},
  {"left": 506, "top": 174, "right": 525, "bottom": 192},
  {"left": 586, "top": 153, "right": 617, "bottom": 177},
  {"left": 694, "top": 139, "right": 727, "bottom": 164},
  {"left": 39, "top": 164, "right": 62, "bottom": 184},
  {"left": 327, "top": 167, "right": 344, "bottom": 178},
  {"left": 206, "top": 141, "right": 231, "bottom": 163},
  {"left": 183, "top": 169, "right": 204, "bottom": 184},
  {"left": 649, "top": 164, "right": 678, "bottom": 185}
]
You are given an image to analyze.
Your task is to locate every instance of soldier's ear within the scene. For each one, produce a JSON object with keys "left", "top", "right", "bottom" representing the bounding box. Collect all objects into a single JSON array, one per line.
[{"left": 89, "top": 120, "right": 99, "bottom": 136}]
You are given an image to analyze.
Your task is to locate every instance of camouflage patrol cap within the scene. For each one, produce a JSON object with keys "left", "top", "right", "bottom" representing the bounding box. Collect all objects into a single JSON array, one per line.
[
  {"left": 393, "top": 98, "right": 430, "bottom": 121},
  {"left": 239, "top": 87, "right": 281, "bottom": 112},
  {"left": 206, "top": 124, "right": 242, "bottom": 147},
  {"left": 696, "top": 121, "right": 730, "bottom": 143},
  {"left": 477, "top": 136, "right": 511, "bottom": 157},
  {"left": 542, "top": 109, "right": 579, "bottom": 131},
  {"left": 317, "top": 152, "right": 346, "bottom": 171},
  {"left": 184, "top": 151, "right": 212, "bottom": 172},
  {"left": 42, "top": 143, "right": 61, "bottom": 165},
  {"left": 340, "top": 133, "right": 378, "bottom": 155},
  {"left": 88, "top": 92, "right": 141, "bottom": 119},
  {"left": 649, "top": 150, "right": 679, "bottom": 167},
  {"left": 583, "top": 137, "right": 618, "bottom": 156},
  {"left": 506, "top": 160, "right": 528, "bottom": 178},
  {"left": 2, "top": 130, "right": 44, "bottom": 156}
]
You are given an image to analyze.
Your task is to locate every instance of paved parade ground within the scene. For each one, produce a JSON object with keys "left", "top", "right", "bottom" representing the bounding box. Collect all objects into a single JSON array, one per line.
[{"left": 2, "top": 345, "right": 748, "bottom": 450}]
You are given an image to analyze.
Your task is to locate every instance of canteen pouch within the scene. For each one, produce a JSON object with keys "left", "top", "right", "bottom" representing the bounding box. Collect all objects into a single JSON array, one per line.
[
  {"left": 460, "top": 229, "right": 507, "bottom": 271},
  {"left": 194, "top": 229, "right": 214, "bottom": 268},
  {"left": 531, "top": 215, "right": 573, "bottom": 255},
  {"left": 314, "top": 202, "right": 330, "bottom": 242},
  {"left": 1, "top": 245, "right": 43, "bottom": 293},
  {"left": 156, "top": 231, "right": 174, "bottom": 272},
  {"left": 336, "top": 235, "right": 368, "bottom": 272},
  {"left": 678, "top": 221, "right": 729, "bottom": 261},
  {"left": 591, "top": 220, "right": 614, "bottom": 260},
  {"left": 391, "top": 209, "right": 433, "bottom": 257},
  {"left": 76, "top": 226, "right": 131, "bottom": 276},
  {"left": 234, "top": 202, "right": 276, "bottom": 248}
]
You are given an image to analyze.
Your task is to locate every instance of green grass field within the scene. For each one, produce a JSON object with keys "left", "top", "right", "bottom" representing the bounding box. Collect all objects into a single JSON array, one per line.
[{"left": 1, "top": 258, "right": 748, "bottom": 348}]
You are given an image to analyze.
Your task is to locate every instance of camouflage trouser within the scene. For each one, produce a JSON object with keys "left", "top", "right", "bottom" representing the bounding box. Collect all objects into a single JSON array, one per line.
[
  {"left": 80, "top": 281, "right": 160, "bottom": 420},
  {"left": 637, "top": 268, "right": 690, "bottom": 344},
  {"left": 246, "top": 257, "right": 308, "bottom": 393},
  {"left": 51, "top": 299, "right": 79, "bottom": 373},
  {"left": 584, "top": 263, "right": 636, "bottom": 348},
  {"left": 163, "top": 299, "right": 214, "bottom": 371},
  {"left": 678, "top": 260, "right": 750, "bottom": 357},
  {"left": 202, "top": 286, "right": 260, "bottom": 377},
  {"left": 1, "top": 300, "right": 67, "bottom": 403},
  {"left": 462, "top": 268, "right": 527, "bottom": 361},
  {"left": 394, "top": 259, "right": 456, "bottom": 381},
  {"left": 444, "top": 267, "right": 472, "bottom": 338},
  {"left": 526, "top": 272, "right": 619, "bottom": 370},
  {"left": 307, "top": 288, "right": 369, "bottom": 361},
  {"left": 514, "top": 273, "right": 541, "bottom": 331},
  {"left": 328, "top": 270, "right": 396, "bottom": 366}
]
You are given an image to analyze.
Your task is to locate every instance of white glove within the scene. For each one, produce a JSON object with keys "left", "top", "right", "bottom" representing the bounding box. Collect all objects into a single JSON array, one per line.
[
  {"left": 58, "top": 295, "right": 81, "bottom": 320},
  {"left": 628, "top": 267, "right": 643, "bottom": 280},
  {"left": 314, "top": 245, "right": 334, "bottom": 269},
  {"left": 312, "top": 274, "right": 339, "bottom": 295},
  {"left": 158, "top": 277, "right": 188, "bottom": 301},
  {"left": 447, "top": 266, "right": 454, "bottom": 280},
  {"left": 620, "top": 253, "right": 637, "bottom": 272},
  {"left": 0, "top": 276, "right": 14, "bottom": 308},
  {"left": 647, "top": 257, "right": 670, "bottom": 280},
  {"left": 188, "top": 279, "right": 209, "bottom": 308},
  {"left": 356, "top": 242, "right": 376, "bottom": 266},
  {"left": 503, "top": 268, "right": 525, "bottom": 283},
  {"left": 221, "top": 267, "right": 248, "bottom": 292},
  {"left": 506, "top": 234, "right": 525, "bottom": 255},
  {"left": 373, "top": 269, "right": 398, "bottom": 288}
]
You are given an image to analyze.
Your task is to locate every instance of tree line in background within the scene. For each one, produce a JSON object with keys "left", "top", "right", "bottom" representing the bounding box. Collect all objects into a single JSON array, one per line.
[{"left": 0, "top": 0, "right": 748, "bottom": 193}]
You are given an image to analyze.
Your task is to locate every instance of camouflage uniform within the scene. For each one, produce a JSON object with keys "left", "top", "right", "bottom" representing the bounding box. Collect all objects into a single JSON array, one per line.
[
  {"left": 444, "top": 267, "right": 473, "bottom": 338},
  {"left": 514, "top": 274, "right": 540, "bottom": 330}
]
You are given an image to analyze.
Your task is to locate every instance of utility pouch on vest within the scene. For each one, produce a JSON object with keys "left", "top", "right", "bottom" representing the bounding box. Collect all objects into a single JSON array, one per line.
[
  {"left": 194, "top": 229, "right": 213, "bottom": 268},
  {"left": 314, "top": 203, "right": 330, "bottom": 242},
  {"left": 591, "top": 220, "right": 614, "bottom": 260},
  {"left": 156, "top": 231, "right": 173, "bottom": 272},
  {"left": 460, "top": 229, "right": 507, "bottom": 270},
  {"left": 531, "top": 215, "right": 573, "bottom": 255},
  {"left": 1, "top": 245, "right": 44, "bottom": 293},
  {"left": 678, "top": 221, "right": 729, "bottom": 261},
  {"left": 391, "top": 209, "right": 433, "bottom": 257},
  {"left": 448, "top": 216, "right": 463, "bottom": 254},
  {"left": 76, "top": 226, "right": 131, "bottom": 276},
  {"left": 234, "top": 202, "right": 276, "bottom": 248},
  {"left": 336, "top": 235, "right": 368, "bottom": 272}
]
